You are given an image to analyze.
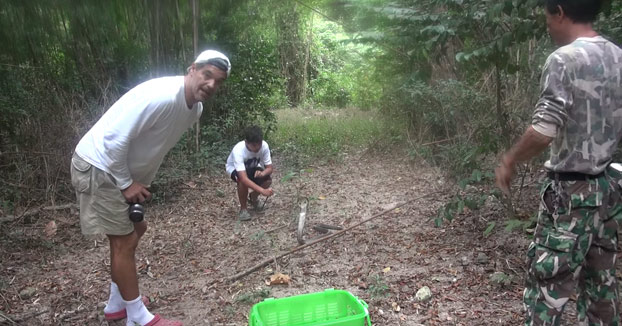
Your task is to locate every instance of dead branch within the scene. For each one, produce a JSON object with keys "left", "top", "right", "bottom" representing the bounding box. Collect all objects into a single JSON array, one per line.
[
  {"left": 264, "top": 224, "right": 288, "bottom": 234},
  {"left": 420, "top": 138, "right": 453, "bottom": 146},
  {"left": 0, "top": 310, "right": 15, "bottom": 325},
  {"left": 0, "top": 151, "right": 63, "bottom": 157},
  {"left": 227, "top": 191, "right": 442, "bottom": 282}
]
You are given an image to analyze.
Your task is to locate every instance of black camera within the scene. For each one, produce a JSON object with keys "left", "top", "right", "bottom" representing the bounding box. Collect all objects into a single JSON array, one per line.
[{"left": 129, "top": 203, "right": 144, "bottom": 223}]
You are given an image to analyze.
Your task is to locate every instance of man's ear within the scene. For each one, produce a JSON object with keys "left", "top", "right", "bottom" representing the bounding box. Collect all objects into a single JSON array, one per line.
[{"left": 555, "top": 4, "right": 565, "bottom": 21}]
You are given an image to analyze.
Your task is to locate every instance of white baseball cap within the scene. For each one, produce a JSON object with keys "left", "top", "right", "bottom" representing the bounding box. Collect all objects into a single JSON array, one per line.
[{"left": 194, "top": 50, "right": 231, "bottom": 77}]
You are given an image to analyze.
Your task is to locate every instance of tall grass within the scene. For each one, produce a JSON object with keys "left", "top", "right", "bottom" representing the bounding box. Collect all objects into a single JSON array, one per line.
[{"left": 269, "top": 108, "right": 403, "bottom": 168}]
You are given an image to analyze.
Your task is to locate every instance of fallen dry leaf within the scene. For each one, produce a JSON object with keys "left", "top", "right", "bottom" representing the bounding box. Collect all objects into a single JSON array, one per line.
[
  {"left": 267, "top": 272, "right": 290, "bottom": 285},
  {"left": 44, "top": 220, "right": 57, "bottom": 238},
  {"left": 382, "top": 266, "right": 391, "bottom": 274}
]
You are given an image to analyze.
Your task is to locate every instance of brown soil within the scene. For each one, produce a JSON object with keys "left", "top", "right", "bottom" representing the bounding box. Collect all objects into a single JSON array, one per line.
[{"left": 0, "top": 152, "right": 583, "bottom": 326}]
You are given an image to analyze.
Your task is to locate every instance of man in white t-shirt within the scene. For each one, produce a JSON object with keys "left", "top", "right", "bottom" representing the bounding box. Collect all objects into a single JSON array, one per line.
[
  {"left": 226, "top": 126, "right": 274, "bottom": 221},
  {"left": 70, "top": 50, "right": 230, "bottom": 326}
]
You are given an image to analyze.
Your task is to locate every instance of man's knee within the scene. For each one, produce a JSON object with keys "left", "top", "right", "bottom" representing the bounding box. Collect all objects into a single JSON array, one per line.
[
  {"left": 261, "top": 178, "right": 272, "bottom": 189},
  {"left": 108, "top": 232, "right": 139, "bottom": 255},
  {"left": 237, "top": 181, "right": 248, "bottom": 191}
]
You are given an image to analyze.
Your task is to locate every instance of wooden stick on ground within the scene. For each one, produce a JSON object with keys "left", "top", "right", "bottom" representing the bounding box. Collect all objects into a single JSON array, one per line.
[
  {"left": 0, "top": 310, "right": 16, "bottom": 325},
  {"left": 0, "top": 308, "right": 48, "bottom": 324},
  {"left": 227, "top": 191, "right": 442, "bottom": 283}
]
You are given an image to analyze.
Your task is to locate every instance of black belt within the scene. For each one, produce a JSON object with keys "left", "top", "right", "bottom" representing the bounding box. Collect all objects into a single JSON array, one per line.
[{"left": 547, "top": 171, "right": 604, "bottom": 181}]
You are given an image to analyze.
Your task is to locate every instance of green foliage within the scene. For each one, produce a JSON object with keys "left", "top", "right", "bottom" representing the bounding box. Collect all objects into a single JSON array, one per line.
[
  {"left": 505, "top": 213, "right": 537, "bottom": 233},
  {"left": 389, "top": 78, "right": 502, "bottom": 181},
  {"left": 483, "top": 222, "right": 496, "bottom": 238},
  {"left": 235, "top": 288, "right": 272, "bottom": 304},
  {"left": 3, "top": 0, "right": 622, "bottom": 212},
  {"left": 392, "top": 78, "right": 496, "bottom": 147},
  {"left": 280, "top": 171, "right": 299, "bottom": 183},
  {"left": 450, "top": 0, "right": 544, "bottom": 72},
  {"left": 505, "top": 219, "right": 530, "bottom": 232},
  {"left": 271, "top": 108, "right": 402, "bottom": 168},
  {"left": 201, "top": 38, "right": 281, "bottom": 138},
  {"left": 367, "top": 274, "right": 389, "bottom": 299},
  {"left": 307, "top": 19, "right": 379, "bottom": 109},
  {"left": 0, "top": 0, "right": 289, "bottom": 208},
  {"left": 323, "top": 0, "right": 550, "bottom": 183},
  {"left": 489, "top": 271, "right": 512, "bottom": 286},
  {"left": 224, "top": 305, "right": 236, "bottom": 318},
  {"left": 435, "top": 169, "right": 494, "bottom": 227},
  {"left": 310, "top": 71, "right": 351, "bottom": 108},
  {"left": 250, "top": 231, "right": 267, "bottom": 241}
]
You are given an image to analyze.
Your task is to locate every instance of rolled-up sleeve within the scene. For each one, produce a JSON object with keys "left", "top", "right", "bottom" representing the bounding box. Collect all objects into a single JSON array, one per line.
[{"left": 531, "top": 53, "right": 572, "bottom": 138}]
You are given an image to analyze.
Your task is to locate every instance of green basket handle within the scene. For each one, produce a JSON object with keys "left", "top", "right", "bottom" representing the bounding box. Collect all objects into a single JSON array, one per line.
[{"left": 357, "top": 298, "right": 371, "bottom": 326}]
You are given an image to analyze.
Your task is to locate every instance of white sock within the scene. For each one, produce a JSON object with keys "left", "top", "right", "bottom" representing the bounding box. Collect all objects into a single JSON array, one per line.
[
  {"left": 103, "top": 282, "right": 125, "bottom": 314},
  {"left": 125, "top": 295, "right": 154, "bottom": 326}
]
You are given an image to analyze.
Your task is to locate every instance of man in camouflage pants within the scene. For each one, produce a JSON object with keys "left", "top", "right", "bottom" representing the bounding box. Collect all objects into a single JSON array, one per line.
[{"left": 495, "top": 0, "right": 622, "bottom": 325}]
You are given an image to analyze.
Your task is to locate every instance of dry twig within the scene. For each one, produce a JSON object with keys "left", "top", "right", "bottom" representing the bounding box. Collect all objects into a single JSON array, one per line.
[{"left": 227, "top": 191, "right": 442, "bottom": 282}]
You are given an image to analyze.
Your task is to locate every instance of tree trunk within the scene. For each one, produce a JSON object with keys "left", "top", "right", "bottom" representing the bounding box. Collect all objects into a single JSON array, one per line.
[
  {"left": 192, "top": 0, "right": 199, "bottom": 152},
  {"left": 301, "top": 13, "right": 313, "bottom": 104},
  {"left": 276, "top": 3, "right": 304, "bottom": 107},
  {"left": 155, "top": 0, "right": 161, "bottom": 76},
  {"left": 495, "top": 64, "right": 510, "bottom": 149},
  {"left": 192, "top": 0, "right": 199, "bottom": 57},
  {"left": 145, "top": 0, "right": 155, "bottom": 77},
  {"left": 176, "top": 0, "right": 186, "bottom": 64}
]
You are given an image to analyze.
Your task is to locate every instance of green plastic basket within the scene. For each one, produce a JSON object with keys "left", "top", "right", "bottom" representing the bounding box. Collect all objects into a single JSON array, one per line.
[{"left": 249, "top": 289, "right": 371, "bottom": 326}]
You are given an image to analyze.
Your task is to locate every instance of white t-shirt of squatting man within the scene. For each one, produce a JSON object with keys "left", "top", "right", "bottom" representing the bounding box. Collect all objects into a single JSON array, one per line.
[{"left": 226, "top": 140, "right": 272, "bottom": 176}]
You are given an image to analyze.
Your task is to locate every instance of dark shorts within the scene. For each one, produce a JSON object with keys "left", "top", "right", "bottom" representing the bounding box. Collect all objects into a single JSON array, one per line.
[{"left": 231, "top": 167, "right": 271, "bottom": 185}]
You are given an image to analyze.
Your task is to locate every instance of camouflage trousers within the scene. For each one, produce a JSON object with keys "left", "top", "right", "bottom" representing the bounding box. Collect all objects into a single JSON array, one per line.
[{"left": 524, "top": 173, "right": 622, "bottom": 325}]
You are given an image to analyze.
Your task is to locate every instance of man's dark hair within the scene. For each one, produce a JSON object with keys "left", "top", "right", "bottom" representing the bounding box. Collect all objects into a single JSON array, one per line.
[
  {"left": 191, "top": 58, "right": 229, "bottom": 75},
  {"left": 245, "top": 126, "right": 263, "bottom": 144},
  {"left": 545, "top": 0, "right": 603, "bottom": 23},
  {"left": 205, "top": 58, "right": 229, "bottom": 73}
]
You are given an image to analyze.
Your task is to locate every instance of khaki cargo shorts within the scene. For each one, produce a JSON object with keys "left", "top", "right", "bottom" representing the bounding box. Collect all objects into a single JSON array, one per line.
[{"left": 70, "top": 153, "right": 134, "bottom": 236}]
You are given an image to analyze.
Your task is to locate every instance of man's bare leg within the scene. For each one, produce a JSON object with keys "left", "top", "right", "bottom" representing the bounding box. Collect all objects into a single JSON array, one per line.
[
  {"left": 237, "top": 181, "right": 249, "bottom": 210},
  {"left": 134, "top": 220, "right": 147, "bottom": 240},
  {"left": 108, "top": 231, "right": 140, "bottom": 300}
]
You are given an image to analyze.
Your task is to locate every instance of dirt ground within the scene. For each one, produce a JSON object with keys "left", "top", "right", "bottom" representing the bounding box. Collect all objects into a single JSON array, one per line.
[{"left": 1, "top": 151, "right": 588, "bottom": 326}]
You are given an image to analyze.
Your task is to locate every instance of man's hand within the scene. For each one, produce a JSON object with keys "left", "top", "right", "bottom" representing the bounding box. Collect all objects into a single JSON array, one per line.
[
  {"left": 122, "top": 182, "right": 151, "bottom": 203},
  {"left": 254, "top": 170, "right": 264, "bottom": 178},
  {"left": 495, "top": 155, "right": 516, "bottom": 196},
  {"left": 495, "top": 126, "right": 553, "bottom": 197},
  {"left": 260, "top": 188, "right": 274, "bottom": 197}
]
